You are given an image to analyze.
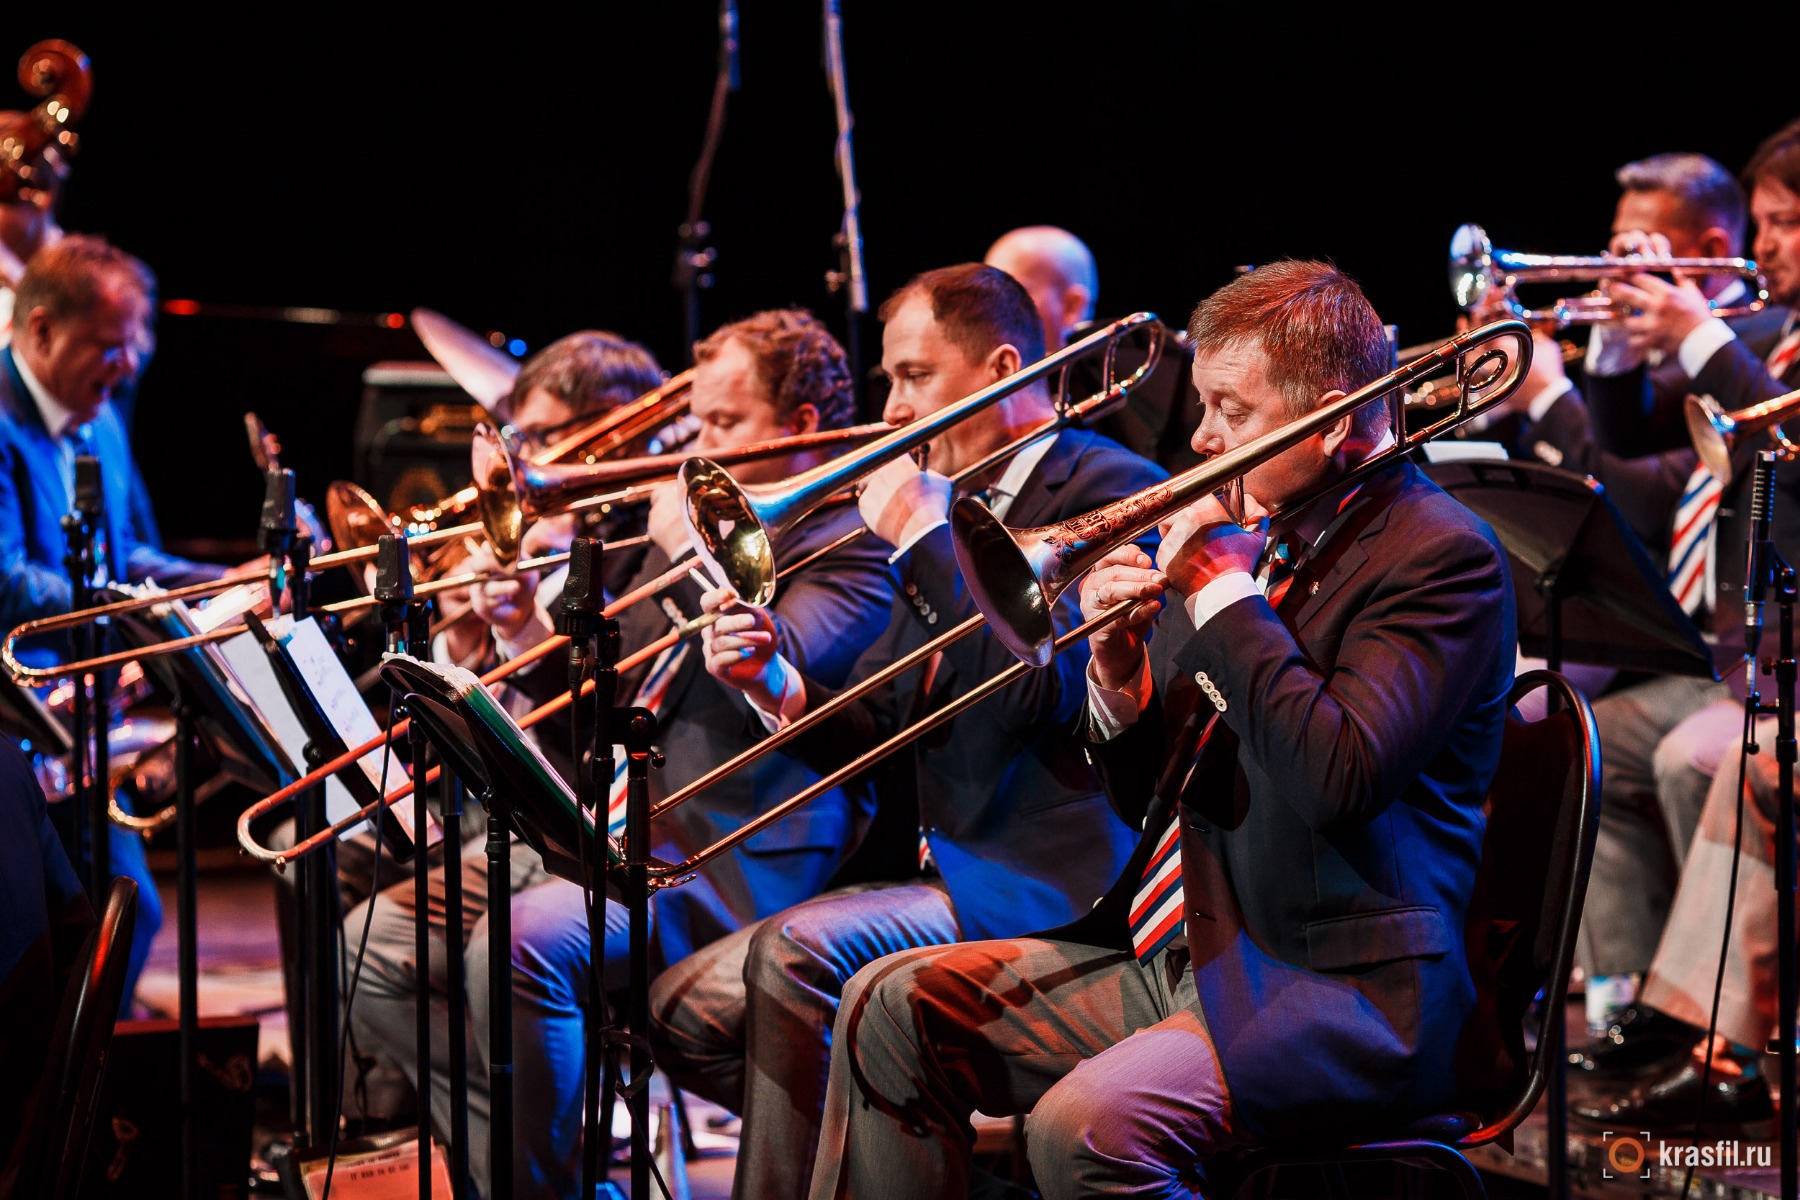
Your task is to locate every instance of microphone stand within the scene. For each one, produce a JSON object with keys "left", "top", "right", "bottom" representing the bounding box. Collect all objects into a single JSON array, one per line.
[
  {"left": 822, "top": 0, "right": 868, "bottom": 395},
  {"left": 1744, "top": 450, "right": 1797, "bottom": 1200},
  {"left": 61, "top": 454, "right": 109, "bottom": 900},
  {"left": 673, "top": 0, "right": 737, "bottom": 363}
]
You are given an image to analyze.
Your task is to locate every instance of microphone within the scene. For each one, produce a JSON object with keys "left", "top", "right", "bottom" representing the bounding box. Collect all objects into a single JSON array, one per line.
[
  {"left": 559, "top": 536, "right": 603, "bottom": 622},
  {"left": 720, "top": 0, "right": 740, "bottom": 92},
  {"left": 73, "top": 455, "right": 104, "bottom": 520},
  {"left": 374, "top": 534, "right": 414, "bottom": 605},
  {"left": 258, "top": 468, "right": 298, "bottom": 554},
  {"left": 1744, "top": 449, "right": 1776, "bottom": 674}
]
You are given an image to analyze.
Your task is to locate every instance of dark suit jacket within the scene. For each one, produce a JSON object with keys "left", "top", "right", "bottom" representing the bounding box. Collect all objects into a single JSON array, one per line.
[
  {"left": 1068, "top": 460, "right": 1516, "bottom": 1143},
  {"left": 514, "top": 499, "right": 895, "bottom": 970},
  {"left": 0, "top": 737, "right": 93, "bottom": 1163},
  {"left": 0, "top": 347, "right": 221, "bottom": 659},
  {"left": 1584, "top": 306, "right": 1800, "bottom": 666},
  {"left": 786, "top": 427, "right": 1168, "bottom": 941}
]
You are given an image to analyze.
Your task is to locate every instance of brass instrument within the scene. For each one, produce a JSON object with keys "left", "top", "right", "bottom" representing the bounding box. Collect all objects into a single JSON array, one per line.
[
  {"left": 679, "top": 312, "right": 1164, "bottom": 607},
  {"left": 1687, "top": 386, "right": 1800, "bottom": 484},
  {"left": 1450, "top": 223, "right": 1767, "bottom": 327},
  {"left": 473, "top": 419, "right": 892, "bottom": 564},
  {"left": 236, "top": 318, "right": 1168, "bottom": 866}
]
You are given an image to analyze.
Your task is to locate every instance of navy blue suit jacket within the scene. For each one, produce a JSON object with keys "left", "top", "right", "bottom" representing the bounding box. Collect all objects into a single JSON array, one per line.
[
  {"left": 1071, "top": 460, "right": 1516, "bottom": 1143},
  {"left": 0, "top": 347, "right": 221, "bottom": 651},
  {"left": 787, "top": 427, "right": 1168, "bottom": 941}
]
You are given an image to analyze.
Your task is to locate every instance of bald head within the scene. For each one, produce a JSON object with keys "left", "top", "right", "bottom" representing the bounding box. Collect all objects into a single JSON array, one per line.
[{"left": 983, "top": 225, "right": 1098, "bottom": 352}]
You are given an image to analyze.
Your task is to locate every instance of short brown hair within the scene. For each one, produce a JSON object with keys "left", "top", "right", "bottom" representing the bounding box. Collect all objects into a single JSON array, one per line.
[
  {"left": 14, "top": 233, "right": 156, "bottom": 324},
  {"left": 501, "top": 330, "right": 664, "bottom": 423},
  {"left": 1187, "top": 260, "right": 1391, "bottom": 442},
  {"left": 1744, "top": 116, "right": 1800, "bottom": 198},
  {"left": 878, "top": 263, "right": 1046, "bottom": 369},
  {"left": 693, "top": 308, "right": 856, "bottom": 430}
]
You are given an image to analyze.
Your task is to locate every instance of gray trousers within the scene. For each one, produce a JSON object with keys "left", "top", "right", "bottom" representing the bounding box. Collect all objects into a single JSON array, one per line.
[
  {"left": 648, "top": 880, "right": 962, "bottom": 1200},
  {"left": 808, "top": 935, "right": 1237, "bottom": 1200},
  {"left": 1577, "top": 674, "right": 1735, "bottom": 977}
]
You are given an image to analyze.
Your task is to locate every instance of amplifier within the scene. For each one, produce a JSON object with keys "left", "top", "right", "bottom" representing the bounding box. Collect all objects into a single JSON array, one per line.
[
  {"left": 353, "top": 362, "right": 487, "bottom": 517},
  {"left": 80, "top": 1015, "right": 261, "bottom": 1200}
]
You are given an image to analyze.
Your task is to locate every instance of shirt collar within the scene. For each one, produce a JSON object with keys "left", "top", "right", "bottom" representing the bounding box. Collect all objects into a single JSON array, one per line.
[
  {"left": 982, "top": 429, "right": 1058, "bottom": 523},
  {"left": 1281, "top": 429, "right": 1397, "bottom": 552},
  {"left": 10, "top": 345, "right": 82, "bottom": 440}
]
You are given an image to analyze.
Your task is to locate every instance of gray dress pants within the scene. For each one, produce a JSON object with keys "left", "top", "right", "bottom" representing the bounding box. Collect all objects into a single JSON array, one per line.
[
  {"left": 1577, "top": 674, "right": 1735, "bottom": 977},
  {"left": 808, "top": 935, "right": 1238, "bottom": 1200},
  {"left": 648, "top": 880, "right": 962, "bottom": 1200}
]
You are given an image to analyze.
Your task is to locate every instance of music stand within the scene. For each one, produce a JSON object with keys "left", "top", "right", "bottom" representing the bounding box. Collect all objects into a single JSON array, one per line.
[
  {"left": 1423, "top": 457, "right": 1713, "bottom": 1200},
  {"left": 1423, "top": 458, "right": 1715, "bottom": 679}
]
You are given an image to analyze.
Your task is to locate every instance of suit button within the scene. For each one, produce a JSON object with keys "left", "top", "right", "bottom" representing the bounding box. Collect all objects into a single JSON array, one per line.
[
  {"left": 905, "top": 584, "right": 918, "bottom": 596},
  {"left": 1193, "top": 670, "right": 1210, "bottom": 686},
  {"left": 928, "top": 612, "right": 938, "bottom": 625}
]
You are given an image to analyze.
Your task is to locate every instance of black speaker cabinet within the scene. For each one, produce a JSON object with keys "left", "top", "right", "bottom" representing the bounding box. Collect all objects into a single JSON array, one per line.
[
  {"left": 352, "top": 362, "right": 487, "bottom": 516},
  {"left": 80, "top": 1015, "right": 260, "bottom": 1200}
]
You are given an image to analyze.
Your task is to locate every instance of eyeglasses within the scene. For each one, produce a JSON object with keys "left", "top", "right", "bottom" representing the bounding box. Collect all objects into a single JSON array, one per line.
[{"left": 504, "top": 412, "right": 596, "bottom": 457}]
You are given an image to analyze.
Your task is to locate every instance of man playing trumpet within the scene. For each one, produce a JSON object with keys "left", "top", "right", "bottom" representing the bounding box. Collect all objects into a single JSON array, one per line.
[{"left": 806, "top": 261, "right": 1517, "bottom": 1197}]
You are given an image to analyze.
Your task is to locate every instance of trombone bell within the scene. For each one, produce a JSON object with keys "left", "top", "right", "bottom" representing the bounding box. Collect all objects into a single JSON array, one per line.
[
  {"left": 1685, "top": 388, "right": 1800, "bottom": 485},
  {"left": 678, "top": 458, "right": 778, "bottom": 607}
]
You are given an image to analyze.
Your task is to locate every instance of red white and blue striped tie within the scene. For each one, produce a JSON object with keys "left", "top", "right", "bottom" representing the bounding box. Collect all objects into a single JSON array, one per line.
[
  {"left": 605, "top": 641, "right": 689, "bottom": 838},
  {"left": 1668, "top": 467, "right": 1722, "bottom": 617}
]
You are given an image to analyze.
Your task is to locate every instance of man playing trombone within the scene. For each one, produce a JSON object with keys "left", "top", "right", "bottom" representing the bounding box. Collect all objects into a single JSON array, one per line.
[
  {"left": 649, "top": 263, "right": 1167, "bottom": 1200},
  {"left": 346, "top": 308, "right": 896, "bottom": 1200},
  {"left": 805, "top": 261, "right": 1517, "bottom": 1197}
]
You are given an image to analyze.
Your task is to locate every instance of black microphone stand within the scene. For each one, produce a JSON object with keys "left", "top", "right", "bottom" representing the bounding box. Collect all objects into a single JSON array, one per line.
[
  {"left": 61, "top": 454, "right": 109, "bottom": 900},
  {"left": 822, "top": 0, "right": 868, "bottom": 395},
  {"left": 673, "top": 0, "right": 737, "bottom": 363},
  {"left": 1743, "top": 450, "right": 1797, "bottom": 1200}
]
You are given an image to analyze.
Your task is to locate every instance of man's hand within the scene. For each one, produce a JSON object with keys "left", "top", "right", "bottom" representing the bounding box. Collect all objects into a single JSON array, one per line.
[
  {"left": 1156, "top": 490, "right": 1268, "bottom": 599},
  {"left": 857, "top": 455, "right": 953, "bottom": 549},
  {"left": 699, "top": 585, "right": 792, "bottom": 714},
  {"left": 648, "top": 481, "right": 691, "bottom": 558},
  {"left": 1079, "top": 545, "right": 1166, "bottom": 691},
  {"left": 1607, "top": 272, "right": 1716, "bottom": 359},
  {"left": 467, "top": 542, "right": 547, "bottom": 647}
]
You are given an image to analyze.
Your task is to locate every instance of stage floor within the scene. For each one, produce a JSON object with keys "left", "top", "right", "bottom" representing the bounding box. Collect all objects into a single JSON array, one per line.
[{"left": 135, "top": 861, "right": 1790, "bottom": 1199}]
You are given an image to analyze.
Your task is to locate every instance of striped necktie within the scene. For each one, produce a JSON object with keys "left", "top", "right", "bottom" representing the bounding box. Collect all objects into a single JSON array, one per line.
[
  {"left": 604, "top": 639, "right": 690, "bottom": 838},
  {"left": 1130, "top": 545, "right": 1300, "bottom": 964},
  {"left": 1669, "top": 327, "right": 1800, "bottom": 617}
]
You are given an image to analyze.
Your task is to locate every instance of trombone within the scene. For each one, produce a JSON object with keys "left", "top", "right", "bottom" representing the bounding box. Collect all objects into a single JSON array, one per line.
[
  {"left": 1450, "top": 223, "right": 1767, "bottom": 327},
  {"left": 1687, "top": 385, "right": 1800, "bottom": 485},
  {"left": 235, "top": 313, "right": 1169, "bottom": 865},
  {"left": 627, "top": 318, "right": 1535, "bottom": 887}
]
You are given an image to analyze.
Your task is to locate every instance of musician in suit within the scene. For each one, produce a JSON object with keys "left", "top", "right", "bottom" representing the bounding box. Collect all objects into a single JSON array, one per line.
[
  {"left": 1560, "top": 134, "right": 1800, "bottom": 1064},
  {"left": 346, "top": 309, "right": 895, "bottom": 1200},
  {"left": 804, "top": 260, "right": 1515, "bottom": 1198},
  {"left": 648, "top": 263, "right": 1165, "bottom": 1200},
  {"left": 0, "top": 235, "right": 226, "bottom": 1012}
]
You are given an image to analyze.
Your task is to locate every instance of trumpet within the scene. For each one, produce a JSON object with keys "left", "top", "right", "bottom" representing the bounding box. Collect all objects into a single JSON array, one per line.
[
  {"left": 616, "top": 319, "right": 1536, "bottom": 888},
  {"left": 1687, "top": 386, "right": 1800, "bottom": 485},
  {"left": 1450, "top": 223, "right": 1767, "bottom": 328}
]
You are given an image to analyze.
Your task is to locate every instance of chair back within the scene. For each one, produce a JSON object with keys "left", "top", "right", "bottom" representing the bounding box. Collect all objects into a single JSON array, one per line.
[
  {"left": 1459, "top": 669, "right": 1600, "bottom": 1147},
  {"left": 15, "top": 876, "right": 139, "bottom": 1199}
]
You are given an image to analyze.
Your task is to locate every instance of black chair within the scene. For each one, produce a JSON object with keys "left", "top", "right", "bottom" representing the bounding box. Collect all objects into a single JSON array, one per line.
[
  {"left": 1215, "top": 669, "right": 1602, "bottom": 1200},
  {"left": 13, "top": 876, "right": 140, "bottom": 1200}
]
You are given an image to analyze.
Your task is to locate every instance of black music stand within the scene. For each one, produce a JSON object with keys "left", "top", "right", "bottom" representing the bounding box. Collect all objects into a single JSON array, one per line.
[
  {"left": 1423, "top": 458, "right": 1713, "bottom": 1200},
  {"left": 1423, "top": 458, "right": 1715, "bottom": 679}
]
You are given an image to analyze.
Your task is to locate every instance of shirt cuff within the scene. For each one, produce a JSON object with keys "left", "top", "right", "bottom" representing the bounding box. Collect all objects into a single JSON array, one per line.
[
  {"left": 885, "top": 516, "right": 948, "bottom": 564},
  {"left": 748, "top": 657, "right": 808, "bottom": 732},
  {"left": 1585, "top": 323, "right": 1641, "bottom": 377},
  {"left": 1183, "top": 572, "right": 1261, "bottom": 631},
  {"left": 1526, "top": 375, "right": 1574, "bottom": 424},
  {"left": 1678, "top": 318, "right": 1737, "bottom": 379},
  {"left": 1086, "top": 652, "right": 1153, "bottom": 741}
]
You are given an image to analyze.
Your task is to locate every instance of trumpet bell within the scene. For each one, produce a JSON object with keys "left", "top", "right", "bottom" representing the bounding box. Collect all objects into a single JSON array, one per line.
[
  {"left": 678, "top": 458, "right": 777, "bottom": 607},
  {"left": 949, "top": 498, "right": 1058, "bottom": 667},
  {"left": 1449, "top": 223, "right": 1496, "bottom": 311}
]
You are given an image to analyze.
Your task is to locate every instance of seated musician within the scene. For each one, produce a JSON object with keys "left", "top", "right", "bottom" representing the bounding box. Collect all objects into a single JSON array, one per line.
[
  {"left": 647, "top": 263, "right": 1167, "bottom": 1200},
  {"left": 804, "top": 260, "right": 1516, "bottom": 1198},
  {"left": 0, "top": 235, "right": 230, "bottom": 1010},
  {"left": 347, "top": 308, "right": 896, "bottom": 1200}
]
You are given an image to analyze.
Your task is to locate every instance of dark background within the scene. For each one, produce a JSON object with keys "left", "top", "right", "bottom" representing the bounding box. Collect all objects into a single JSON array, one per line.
[{"left": 14, "top": 4, "right": 1798, "bottom": 552}]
